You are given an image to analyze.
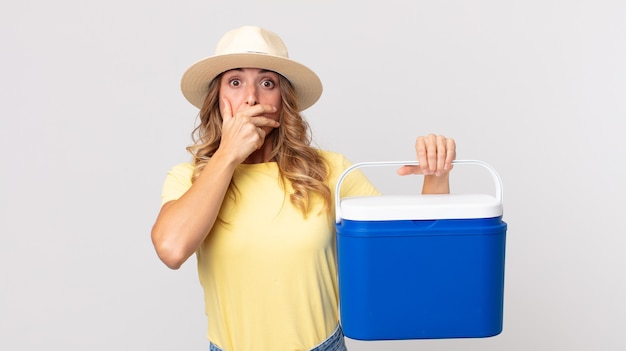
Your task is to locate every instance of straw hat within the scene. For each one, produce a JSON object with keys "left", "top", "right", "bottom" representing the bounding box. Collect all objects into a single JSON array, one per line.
[{"left": 180, "top": 26, "right": 323, "bottom": 111}]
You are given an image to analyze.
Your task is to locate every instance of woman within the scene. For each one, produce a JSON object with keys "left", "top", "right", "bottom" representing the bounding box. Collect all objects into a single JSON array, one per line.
[{"left": 151, "top": 26, "right": 455, "bottom": 351}]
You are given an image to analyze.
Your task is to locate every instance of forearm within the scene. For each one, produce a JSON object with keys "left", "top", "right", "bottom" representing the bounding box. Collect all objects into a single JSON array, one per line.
[
  {"left": 151, "top": 151, "right": 238, "bottom": 269},
  {"left": 422, "top": 173, "right": 450, "bottom": 194}
]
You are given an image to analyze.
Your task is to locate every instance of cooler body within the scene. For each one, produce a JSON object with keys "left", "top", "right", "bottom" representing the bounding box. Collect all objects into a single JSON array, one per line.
[{"left": 336, "top": 216, "right": 507, "bottom": 340}]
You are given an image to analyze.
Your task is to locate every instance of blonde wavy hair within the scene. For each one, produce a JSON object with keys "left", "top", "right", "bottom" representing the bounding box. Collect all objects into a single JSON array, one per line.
[{"left": 186, "top": 72, "right": 331, "bottom": 216}]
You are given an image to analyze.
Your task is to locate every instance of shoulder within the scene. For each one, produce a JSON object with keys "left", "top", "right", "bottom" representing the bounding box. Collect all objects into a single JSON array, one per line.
[
  {"left": 318, "top": 150, "right": 381, "bottom": 198},
  {"left": 164, "top": 162, "right": 195, "bottom": 183},
  {"left": 317, "top": 150, "right": 356, "bottom": 184},
  {"left": 160, "top": 162, "right": 195, "bottom": 205},
  {"left": 317, "top": 150, "right": 352, "bottom": 172},
  {"left": 167, "top": 162, "right": 194, "bottom": 175}
]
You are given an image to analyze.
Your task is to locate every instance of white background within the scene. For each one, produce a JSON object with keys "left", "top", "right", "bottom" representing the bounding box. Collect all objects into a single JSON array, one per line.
[{"left": 2, "top": 0, "right": 625, "bottom": 350}]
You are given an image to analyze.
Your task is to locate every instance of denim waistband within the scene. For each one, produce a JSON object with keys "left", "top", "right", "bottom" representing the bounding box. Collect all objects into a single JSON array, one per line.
[{"left": 209, "top": 324, "right": 346, "bottom": 351}]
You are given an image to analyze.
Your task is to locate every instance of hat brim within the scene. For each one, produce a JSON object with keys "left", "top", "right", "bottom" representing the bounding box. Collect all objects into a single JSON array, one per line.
[{"left": 180, "top": 53, "right": 323, "bottom": 111}]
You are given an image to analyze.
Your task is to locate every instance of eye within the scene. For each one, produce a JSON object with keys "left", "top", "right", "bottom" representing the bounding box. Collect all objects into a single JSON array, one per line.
[
  {"left": 261, "top": 79, "right": 275, "bottom": 88},
  {"left": 229, "top": 78, "right": 241, "bottom": 87}
]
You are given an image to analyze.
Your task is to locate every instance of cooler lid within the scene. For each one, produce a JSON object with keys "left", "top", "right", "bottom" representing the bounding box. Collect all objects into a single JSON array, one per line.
[{"left": 339, "top": 194, "right": 503, "bottom": 221}]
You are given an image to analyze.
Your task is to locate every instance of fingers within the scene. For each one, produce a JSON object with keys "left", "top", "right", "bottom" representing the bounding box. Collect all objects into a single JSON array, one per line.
[
  {"left": 251, "top": 115, "right": 280, "bottom": 129},
  {"left": 221, "top": 98, "right": 234, "bottom": 120},
  {"left": 396, "top": 165, "right": 420, "bottom": 176},
  {"left": 444, "top": 137, "right": 456, "bottom": 171},
  {"left": 414, "top": 134, "right": 456, "bottom": 176},
  {"left": 218, "top": 100, "right": 280, "bottom": 162},
  {"left": 221, "top": 99, "right": 279, "bottom": 127}
]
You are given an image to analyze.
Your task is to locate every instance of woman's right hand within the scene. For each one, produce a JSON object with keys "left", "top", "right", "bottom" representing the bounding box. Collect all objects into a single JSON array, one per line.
[{"left": 218, "top": 98, "right": 280, "bottom": 164}]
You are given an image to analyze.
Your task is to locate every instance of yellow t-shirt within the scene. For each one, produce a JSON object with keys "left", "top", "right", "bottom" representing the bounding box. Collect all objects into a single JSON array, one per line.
[{"left": 160, "top": 151, "right": 379, "bottom": 350}]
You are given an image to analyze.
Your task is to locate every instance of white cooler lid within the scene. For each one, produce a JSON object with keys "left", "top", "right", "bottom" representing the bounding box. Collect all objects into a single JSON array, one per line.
[{"left": 339, "top": 194, "right": 503, "bottom": 221}]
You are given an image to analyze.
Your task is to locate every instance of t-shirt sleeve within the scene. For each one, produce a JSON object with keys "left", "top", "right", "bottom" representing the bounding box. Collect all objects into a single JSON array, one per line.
[{"left": 160, "top": 163, "right": 195, "bottom": 206}]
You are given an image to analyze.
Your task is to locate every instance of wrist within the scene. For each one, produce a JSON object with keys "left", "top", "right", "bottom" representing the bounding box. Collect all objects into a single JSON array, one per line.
[{"left": 422, "top": 173, "right": 450, "bottom": 194}]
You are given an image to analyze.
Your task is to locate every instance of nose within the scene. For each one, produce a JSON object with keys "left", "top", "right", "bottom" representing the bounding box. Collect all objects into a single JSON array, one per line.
[{"left": 245, "top": 85, "right": 258, "bottom": 106}]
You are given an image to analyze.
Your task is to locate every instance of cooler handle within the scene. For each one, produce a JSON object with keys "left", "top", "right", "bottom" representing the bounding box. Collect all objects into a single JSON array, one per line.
[{"left": 335, "top": 160, "right": 503, "bottom": 223}]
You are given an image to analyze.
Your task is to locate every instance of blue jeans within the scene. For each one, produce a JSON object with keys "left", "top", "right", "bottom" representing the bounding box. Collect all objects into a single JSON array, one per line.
[{"left": 209, "top": 324, "right": 347, "bottom": 351}]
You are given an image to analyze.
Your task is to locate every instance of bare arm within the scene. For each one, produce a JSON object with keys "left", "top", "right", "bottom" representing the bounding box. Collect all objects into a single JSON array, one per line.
[
  {"left": 151, "top": 152, "right": 238, "bottom": 269},
  {"left": 151, "top": 99, "right": 280, "bottom": 269}
]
